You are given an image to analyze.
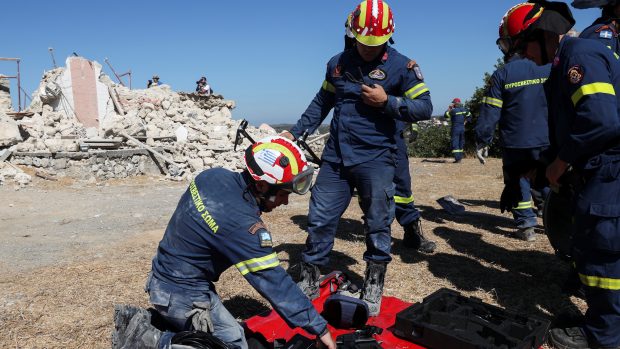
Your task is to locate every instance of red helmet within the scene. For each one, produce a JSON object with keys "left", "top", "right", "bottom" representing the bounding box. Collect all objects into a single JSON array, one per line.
[
  {"left": 452, "top": 98, "right": 461, "bottom": 104},
  {"left": 350, "top": 0, "right": 395, "bottom": 46},
  {"left": 497, "top": 1, "right": 575, "bottom": 54},
  {"left": 244, "top": 136, "right": 314, "bottom": 195}
]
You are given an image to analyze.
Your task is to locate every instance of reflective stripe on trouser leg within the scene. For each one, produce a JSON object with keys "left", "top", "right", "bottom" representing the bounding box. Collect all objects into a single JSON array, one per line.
[
  {"left": 451, "top": 130, "right": 464, "bottom": 161},
  {"left": 348, "top": 151, "right": 396, "bottom": 263},
  {"left": 303, "top": 161, "right": 354, "bottom": 266},
  {"left": 511, "top": 177, "right": 538, "bottom": 229},
  {"left": 394, "top": 135, "right": 420, "bottom": 226}
]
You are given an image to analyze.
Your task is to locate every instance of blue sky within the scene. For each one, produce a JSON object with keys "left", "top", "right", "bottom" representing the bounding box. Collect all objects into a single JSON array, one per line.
[{"left": 1, "top": 1, "right": 600, "bottom": 124}]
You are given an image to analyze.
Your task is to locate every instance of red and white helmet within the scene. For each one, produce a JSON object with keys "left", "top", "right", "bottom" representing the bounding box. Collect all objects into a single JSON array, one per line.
[
  {"left": 350, "top": 0, "right": 395, "bottom": 46},
  {"left": 497, "top": 1, "right": 575, "bottom": 54},
  {"left": 244, "top": 136, "right": 314, "bottom": 195}
]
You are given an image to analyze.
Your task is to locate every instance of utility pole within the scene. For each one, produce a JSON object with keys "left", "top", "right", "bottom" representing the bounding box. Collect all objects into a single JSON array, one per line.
[{"left": 48, "top": 47, "right": 57, "bottom": 68}]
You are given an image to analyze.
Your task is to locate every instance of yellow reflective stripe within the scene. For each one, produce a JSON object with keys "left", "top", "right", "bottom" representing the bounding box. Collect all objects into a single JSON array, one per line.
[
  {"left": 514, "top": 201, "right": 534, "bottom": 210},
  {"left": 579, "top": 273, "right": 620, "bottom": 290},
  {"left": 615, "top": 52, "right": 620, "bottom": 60},
  {"left": 483, "top": 97, "right": 503, "bottom": 108},
  {"left": 394, "top": 195, "right": 414, "bottom": 204},
  {"left": 444, "top": 111, "right": 451, "bottom": 118},
  {"left": 359, "top": 1, "right": 367, "bottom": 29},
  {"left": 404, "top": 83, "right": 429, "bottom": 99},
  {"left": 571, "top": 82, "right": 615, "bottom": 106},
  {"left": 452, "top": 149, "right": 464, "bottom": 153},
  {"left": 254, "top": 143, "right": 299, "bottom": 176},
  {"left": 235, "top": 253, "right": 280, "bottom": 276},
  {"left": 322, "top": 80, "right": 335, "bottom": 93},
  {"left": 456, "top": 112, "right": 468, "bottom": 115},
  {"left": 411, "top": 123, "right": 420, "bottom": 132},
  {"left": 382, "top": 2, "right": 389, "bottom": 29}
]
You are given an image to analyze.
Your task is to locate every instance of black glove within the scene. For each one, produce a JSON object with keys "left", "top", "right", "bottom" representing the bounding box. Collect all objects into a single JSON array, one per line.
[
  {"left": 408, "top": 129, "right": 419, "bottom": 143},
  {"left": 500, "top": 180, "right": 521, "bottom": 213}
]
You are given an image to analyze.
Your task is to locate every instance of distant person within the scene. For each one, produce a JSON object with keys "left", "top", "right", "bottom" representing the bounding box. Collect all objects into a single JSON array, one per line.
[
  {"left": 149, "top": 75, "right": 161, "bottom": 88},
  {"left": 147, "top": 79, "right": 153, "bottom": 88},
  {"left": 572, "top": 0, "right": 620, "bottom": 54},
  {"left": 196, "top": 76, "right": 213, "bottom": 96},
  {"left": 444, "top": 98, "right": 471, "bottom": 163}
]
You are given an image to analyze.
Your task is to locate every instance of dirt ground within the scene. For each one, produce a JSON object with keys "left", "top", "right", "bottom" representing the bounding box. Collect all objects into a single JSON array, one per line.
[{"left": 0, "top": 158, "right": 584, "bottom": 348}]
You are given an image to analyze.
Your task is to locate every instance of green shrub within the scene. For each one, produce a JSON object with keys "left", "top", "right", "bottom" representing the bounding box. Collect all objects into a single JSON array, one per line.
[{"left": 407, "top": 124, "right": 452, "bottom": 158}]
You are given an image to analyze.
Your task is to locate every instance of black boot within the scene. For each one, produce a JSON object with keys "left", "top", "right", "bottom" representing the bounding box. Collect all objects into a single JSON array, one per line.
[
  {"left": 360, "top": 261, "right": 387, "bottom": 316},
  {"left": 297, "top": 261, "right": 320, "bottom": 300},
  {"left": 112, "top": 304, "right": 141, "bottom": 349},
  {"left": 403, "top": 219, "right": 436, "bottom": 253}
]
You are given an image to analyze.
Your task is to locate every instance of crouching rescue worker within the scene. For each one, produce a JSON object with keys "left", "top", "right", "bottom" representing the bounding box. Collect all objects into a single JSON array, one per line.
[
  {"left": 113, "top": 136, "right": 336, "bottom": 349},
  {"left": 445, "top": 98, "right": 472, "bottom": 163},
  {"left": 281, "top": 0, "right": 433, "bottom": 317},
  {"left": 499, "top": 1, "right": 620, "bottom": 348},
  {"left": 475, "top": 6, "right": 552, "bottom": 241}
]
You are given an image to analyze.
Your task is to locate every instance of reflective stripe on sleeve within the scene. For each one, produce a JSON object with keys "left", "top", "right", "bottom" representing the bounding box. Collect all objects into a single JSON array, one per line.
[
  {"left": 322, "top": 80, "right": 335, "bottom": 93},
  {"left": 394, "top": 195, "right": 415, "bottom": 204},
  {"left": 482, "top": 97, "right": 503, "bottom": 108},
  {"left": 404, "top": 83, "right": 429, "bottom": 99},
  {"left": 235, "top": 252, "right": 280, "bottom": 276},
  {"left": 579, "top": 273, "right": 620, "bottom": 290},
  {"left": 571, "top": 82, "right": 615, "bottom": 106}
]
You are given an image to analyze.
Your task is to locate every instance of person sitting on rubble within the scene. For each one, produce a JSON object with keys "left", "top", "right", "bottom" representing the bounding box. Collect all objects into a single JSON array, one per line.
[
  {"left": 149, "top": 75, "right": 161, "bottom": 88},
  {"left": 112, "top": 136, "right": 336, "bottom": 349},
  {"left": 196, "top": 76, "right": 213, "bottom": 95}
]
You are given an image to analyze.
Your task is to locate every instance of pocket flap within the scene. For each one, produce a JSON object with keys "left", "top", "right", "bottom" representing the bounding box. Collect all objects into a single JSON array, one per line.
[{"left": 590, "top": 203, "right": 620, "bottom": 218}]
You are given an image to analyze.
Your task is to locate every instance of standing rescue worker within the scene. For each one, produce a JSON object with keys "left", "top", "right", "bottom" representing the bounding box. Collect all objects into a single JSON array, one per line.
[
  {"left": 115, "top": 137, "right": 336, "bottom": 349},
  {"left": 445, "top": 98, "right": 472, "bottom": 163},
  {"left": 572, "top": 0, "right": 620, "bottom": 54},
  {"left": 344, "top": 10, "right": 436, "bottom": 253},
  {"left": 281, "top": 0, "right": 432, "bottom": 316},
  {"left": 499, "top": 2, "right": 620, "bottom": 348},
  {"left": 475, "top": 13, "right": 552, "bottom": 242}
]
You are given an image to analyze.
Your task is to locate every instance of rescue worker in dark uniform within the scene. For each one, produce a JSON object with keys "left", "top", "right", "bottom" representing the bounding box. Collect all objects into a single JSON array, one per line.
[
  {"left": 281, "top": 0, "right": 432, "bottom": 316},
  {"left": 115, "top": 136, "right": 336, "bottom": 349},
  {"left": 475, "top": 22, "right": 552, "bottom": 241},
  {"left": 499, "top": 2, "right": 620, "bottom": 348},
  {"left": 572, "top": 0, "right": 620, "bottom": 54},
  {"left": 344, "top": 10, "right": 435, "bottom": 253},
  {"left": 445, "top": 98, "right": 472, "bottom": 163}
]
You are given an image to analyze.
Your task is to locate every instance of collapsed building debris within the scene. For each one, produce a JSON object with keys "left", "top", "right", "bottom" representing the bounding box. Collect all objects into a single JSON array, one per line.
[{"left": 0, "top": 56, "right": 326, "bottom": 187}]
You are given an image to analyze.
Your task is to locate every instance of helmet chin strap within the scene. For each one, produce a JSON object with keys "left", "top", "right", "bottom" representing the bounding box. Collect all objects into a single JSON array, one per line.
[{"left": 256, "top": 185, "right": 280, "bottom": 212}]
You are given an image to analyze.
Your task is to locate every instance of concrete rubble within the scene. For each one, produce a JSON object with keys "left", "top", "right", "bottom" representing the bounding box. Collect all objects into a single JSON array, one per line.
[{"left": 0, "top": 56, "right": 326, "bottom": 188}]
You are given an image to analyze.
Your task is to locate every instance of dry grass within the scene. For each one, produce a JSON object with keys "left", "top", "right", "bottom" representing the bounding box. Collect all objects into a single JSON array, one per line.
[{"left": 0, "top": 158, "right": 585, "bottom": 348}]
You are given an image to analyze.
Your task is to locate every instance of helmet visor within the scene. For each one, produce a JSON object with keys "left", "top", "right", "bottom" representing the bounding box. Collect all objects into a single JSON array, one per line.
[{"left": 290, "top": 168, "right": 314, "bottom": 195}]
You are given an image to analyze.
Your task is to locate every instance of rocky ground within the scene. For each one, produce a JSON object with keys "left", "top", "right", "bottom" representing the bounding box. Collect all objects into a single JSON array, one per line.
[{"left": 0, "top": 158, "right": 583, "bottom": 348}]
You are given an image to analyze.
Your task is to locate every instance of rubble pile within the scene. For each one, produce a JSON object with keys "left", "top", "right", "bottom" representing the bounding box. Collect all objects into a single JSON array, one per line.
[{"left": 0, "top": 57, "right": 325, "bottom": 187}]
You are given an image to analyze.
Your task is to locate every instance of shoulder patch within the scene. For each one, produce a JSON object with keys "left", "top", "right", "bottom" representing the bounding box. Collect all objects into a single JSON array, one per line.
[
  {"left": 258, "top": 230, "right": 273, "bottom": 248},
  {"left": 600, "top": 30, "right": 614, "bottom": 39},
  {"left": 407, "top": 60, "right": 424, "bottom": 80},
  {"left": 567, "top": 65, "right": 584, "bottom": 84},
  {"left": 249, "top": 221, "right": 267, "bottom": 235}
]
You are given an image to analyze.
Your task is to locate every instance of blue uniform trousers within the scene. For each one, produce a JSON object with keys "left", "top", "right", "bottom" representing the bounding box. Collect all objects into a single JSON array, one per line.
[
  {"left": 146, "top": 275, "right": 248, "bottom": 349},
  {"left": 302, "top": 151, "right": 396, "bottom": 266},
  {"left": 451, "top": 128, "right": 465, "bottom": 161},
  {"left": 394, "top": 134, "right": 420, "bottom": 226},
  {"left": 573, "top": 160, "right": 620, "bottom": 347},
  {"left": 502, "top": 148, "right": 540, "bottom": 229}
]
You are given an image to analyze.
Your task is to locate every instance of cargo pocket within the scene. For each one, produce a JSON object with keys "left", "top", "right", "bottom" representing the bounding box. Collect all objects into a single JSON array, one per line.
[
  {"left": 588, "top": 203, "right": 620, "bottom": 252},
  {"left": 148, "top": 278, "right": 172, "bottom": 308},
  {"left": 385, "top": 184, "right": 396, "bottom": 226}
]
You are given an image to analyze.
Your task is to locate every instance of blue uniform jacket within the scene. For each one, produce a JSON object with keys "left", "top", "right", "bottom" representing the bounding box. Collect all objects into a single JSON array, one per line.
[
  {"left": 476, "top": 56, "right": 550, "bottom": 148},
  {"left": 445, "top": 107, "right": 471, "bottom": 131},
  {"left": 151, "top": 168, "right": 327, "bottom": 335},
  {"left": 290, "top": 46, "right": 433, "bottom": 166},
  {"left": 546, "top": 37, "right": 620, "bottom": 169},
  {"left": 579, "top": 18, "right": 619, "bottom": 55}
]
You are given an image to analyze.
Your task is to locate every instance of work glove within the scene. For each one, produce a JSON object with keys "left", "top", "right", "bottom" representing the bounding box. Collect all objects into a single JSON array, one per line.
[
  {"left": 185, "top": 301, "right": 214, "bottom": 333},
  {"left": 500, "top": 180, "right": 521, "bottom": 213},
  {"left": 475, "top": 143, "right": 488, "bottom": 165}
]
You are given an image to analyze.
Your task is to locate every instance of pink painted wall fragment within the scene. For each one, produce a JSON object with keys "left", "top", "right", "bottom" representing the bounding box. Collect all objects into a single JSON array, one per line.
[{"left": 70, "top": 58, "right": 99, "bottom": 128}]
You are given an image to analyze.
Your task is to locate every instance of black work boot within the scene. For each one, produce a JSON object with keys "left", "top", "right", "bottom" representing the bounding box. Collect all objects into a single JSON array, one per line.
[
  {"left": 548, "top": 327, "right": 592, "bottom": 349},
  {"left": 297, "top": 261, "right": 320, "bottom": 300},
  {"left": 360, "top": 261, "right": 387, "bottom": 317},
  {"left": 403, "top": 219, "right": 436, "bottom": 253},
  {"left": 115, "top": 307, "right": 161, "bottom": 349}
]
